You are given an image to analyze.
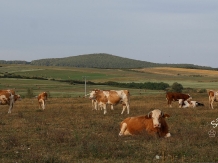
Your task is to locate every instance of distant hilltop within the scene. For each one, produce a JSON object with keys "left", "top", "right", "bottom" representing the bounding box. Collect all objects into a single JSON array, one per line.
[{"left": 0, "top": 53, "right": 216, "bottom": 70}]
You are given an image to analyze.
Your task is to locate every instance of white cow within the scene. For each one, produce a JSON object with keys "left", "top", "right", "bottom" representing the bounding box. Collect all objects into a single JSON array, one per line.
[{"left": 178, "top": 99, "right": 204, "bottom": 108}]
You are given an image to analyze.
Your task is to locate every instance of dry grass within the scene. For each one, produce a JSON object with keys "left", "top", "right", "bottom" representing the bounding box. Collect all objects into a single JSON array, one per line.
[{"left": 0, "top": 93, "right": 218, "bottom": 162}]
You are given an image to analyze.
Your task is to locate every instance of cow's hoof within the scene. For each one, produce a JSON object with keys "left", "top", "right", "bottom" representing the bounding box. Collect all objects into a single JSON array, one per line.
[{"left": 165, "top": 133, "right": 171, "bottom": 138}]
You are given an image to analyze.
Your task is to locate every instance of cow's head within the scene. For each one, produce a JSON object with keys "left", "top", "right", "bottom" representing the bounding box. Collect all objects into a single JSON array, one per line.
[
  {"left": 89, "top": 89, "right": 100, "bottom": 100},
  {"left": 43, "top": 92, "right": 48, "bottom": 100},
  {"left": 14, "top": 94, "right": 22, "bottom": 101},
  {"left": 187, "top": 94, "right": 192, "bottom": 100},
  {"left": 146, "top": 109, "right": 170, "bottom": 128}
]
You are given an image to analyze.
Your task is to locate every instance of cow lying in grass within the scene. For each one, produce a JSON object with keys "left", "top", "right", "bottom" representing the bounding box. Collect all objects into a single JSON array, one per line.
[
  {"left": 178, "top": 99, "right": 204, "bottom": 108},
  {"left": 119, "top": 109, "right": 171, "bottom": 138}
]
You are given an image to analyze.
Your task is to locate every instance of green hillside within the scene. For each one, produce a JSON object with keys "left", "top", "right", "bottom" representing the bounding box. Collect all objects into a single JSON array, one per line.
[
  {"left": 30, "top": 53, "right": 214, "bottom": 69},
  {"left": 30, "top": 53, "right": 157, "bottom": 68},
  {"left": 0, "top": 53, "right": 215, "bottom": 69}
]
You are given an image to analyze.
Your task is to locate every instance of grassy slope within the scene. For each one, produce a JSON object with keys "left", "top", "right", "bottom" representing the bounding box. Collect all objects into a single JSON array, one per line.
[{"left": 29, "top": 53, "right": 215, "bottom": 70}]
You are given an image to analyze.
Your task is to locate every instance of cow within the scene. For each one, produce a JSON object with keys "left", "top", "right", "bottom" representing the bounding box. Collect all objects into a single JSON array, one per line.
[
  {"left": 0, "top": 89, "right": 21, "bottom": 113},
  {"left": 178, "top": 99, "right": 204, "bottom": 108},
  {"left": 166, "top": 92, "right": 192, "bottom": 107},
  {"left": 208, "top": 90, "right": 218, "bottom": 109},
  {"left": 119, "top": 109, "right": 171, "bottom": 138},
  {"left": 91, "top": 98, "right": 113, "bottom": 111},
  {"left": 89, "top": 89, "right": 130, "bottom": 114},
  {"left": 37, "top": 92, "right": 48, "bottom": 110}
]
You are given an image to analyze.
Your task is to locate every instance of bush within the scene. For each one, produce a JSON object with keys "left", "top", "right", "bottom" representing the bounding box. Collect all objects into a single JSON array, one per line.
[
  {"left": 198, "top": 88, "right": 207, "bottom": 93},
  {"left": 171, "top": 82, "right": 183, "bottom": 93}
]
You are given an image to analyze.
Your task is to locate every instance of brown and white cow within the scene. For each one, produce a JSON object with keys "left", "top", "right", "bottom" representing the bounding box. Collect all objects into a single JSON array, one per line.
[
  {"left": 178, "top": 99, "right": 204, "bottom": 108},
  {"left": 89, "top": 89, "right": 130, "bottom": 114},
  {"left": 166, "top": 92, "right": 192, "bottom": 107},
  {"left": 119, "top": 109, "right": 171, "bottom": 138},
  {"left": 37, "top": 92, "right": 48, "bottom": 110},
  {"left": 0, "top": 89, "right": 21, "bottom": 113},
  {"left": 208, "top": 90, "right": 218, "bottom": 109}
]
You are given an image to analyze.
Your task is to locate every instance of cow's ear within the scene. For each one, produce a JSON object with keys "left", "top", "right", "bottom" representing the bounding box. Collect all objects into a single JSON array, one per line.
[
  {"left": 145, "top": 113, "right": 152, "bottom": 119},
  {"left": 163, "top": 114, "right": 170, "bottom": 118}
]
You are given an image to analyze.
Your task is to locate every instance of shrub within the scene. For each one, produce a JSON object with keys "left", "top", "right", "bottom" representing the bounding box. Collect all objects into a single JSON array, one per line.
[{"left": 171, "top": 82, "right": 183, "bottom": 93}]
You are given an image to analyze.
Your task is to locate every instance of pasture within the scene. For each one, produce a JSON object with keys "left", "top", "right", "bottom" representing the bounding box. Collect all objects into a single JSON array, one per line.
[
  {"left": 0, "top": 94, "right": 218, "bottom": 162},
  {"left": 0, "top": 64, "right": 218, "bottom": 162}
]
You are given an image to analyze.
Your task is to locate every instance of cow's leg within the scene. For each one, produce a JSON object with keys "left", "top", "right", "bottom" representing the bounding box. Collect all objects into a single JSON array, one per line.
[
  {"left": 121, "top": 104, "right": 126, "bottom": 114},
  {"left": 167, "top": 99, "right": 172, "bottom": 107},
  {"left": 98, "top": 103, "right": 103, "bottom": 110},
  {"left": 39, "top": 99, "right": 42, "bottom": 109},
  {"left": 92, "top": 100, "right": 97, "bottom": 110},
  {"left": 119, "top": 122, "right": 128, "bottom": 136},
  {"left": 44, "top": 100, "right": 46, "bottom": 109},
  {"left": 8, "top": 102, "right": 14, "bottom": 113},
  {"left": 91, "top": 100, "right": 95, "bottom": 110},
  {"left": 125, "top": 104, "right": 130, "bottom": 114},
  {"left": 165, "top": 133, "right": 171, "bottom": 138},
  {"left": 178, "top": 99, "right": 183, "bottom": 108},
  {"left": 110, "top": 105, "right": 114, "bottom": 110},
  {"left": 209, "top": 96, "right": 214, "bottom": 109},
  {"left": 169, "top": 100, "right": 172, "bottom": 107},
  {"left": 42, "top": 100, "right": 45, "bottom": 110},
  {"left": 103, "top": 104, "right": 107, "bottom": 114}
]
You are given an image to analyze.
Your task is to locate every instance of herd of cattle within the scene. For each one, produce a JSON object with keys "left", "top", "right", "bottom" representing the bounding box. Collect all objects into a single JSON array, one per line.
[{"left": 0, "top": 89, "right": 218, "bottom": 138}]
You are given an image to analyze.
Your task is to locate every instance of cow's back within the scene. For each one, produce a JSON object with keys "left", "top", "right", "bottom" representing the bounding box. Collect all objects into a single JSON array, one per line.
[
  {"left": 122, "top": 116, "right": 153, "bottom": 135},
  {"left": 208, "top": 90, "right": 215, "bottom": 97},
  {"left": 166, "top": 92, "right": 190, "bottom": 100}
]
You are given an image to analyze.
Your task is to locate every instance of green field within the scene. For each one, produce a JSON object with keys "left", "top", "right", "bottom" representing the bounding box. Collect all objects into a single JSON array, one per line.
[{"left": 1, "top": 64, "right": 218, "bottom": 98}]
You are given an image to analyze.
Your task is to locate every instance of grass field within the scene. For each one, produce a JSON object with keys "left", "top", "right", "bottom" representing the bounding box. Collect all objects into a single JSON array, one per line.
[
  {"left": 1, "top": 64, "right": 218, "bottom": 162},
  {"left": 0, "top": 94, "right": 218, "bottom": 162}
]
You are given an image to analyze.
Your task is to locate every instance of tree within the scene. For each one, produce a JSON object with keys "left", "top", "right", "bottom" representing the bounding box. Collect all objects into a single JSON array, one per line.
[{"left": 171, "top": 82, "right": 183, "bottom": 93}]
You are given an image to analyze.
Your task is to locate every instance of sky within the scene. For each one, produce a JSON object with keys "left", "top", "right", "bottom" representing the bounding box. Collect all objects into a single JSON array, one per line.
[{"left": 1, "top": 1, "right": 218, "bottom": 68}]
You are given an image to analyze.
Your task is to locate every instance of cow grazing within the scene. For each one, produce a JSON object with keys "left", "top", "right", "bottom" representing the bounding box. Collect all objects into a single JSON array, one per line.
[
  {"left": 208, "top": 90, "right": 218, "bottom": 109},
  {"left": 166, "top": 92, "right": 192, "bottom": 107},
  {"left": 178, "top": 99, "right": 204, "bottom": 108},
  {"left": 37, "top": 92, "right": 48, "bottom": 110},
  {"left": 119, "top": 109, "right": 171, "bottom": 138},
  {"left": 0, "top": 89, "right": 21, "bottom": 113},
  {"left": 89, "top": 89, "right": 130, "bottom": 114}
]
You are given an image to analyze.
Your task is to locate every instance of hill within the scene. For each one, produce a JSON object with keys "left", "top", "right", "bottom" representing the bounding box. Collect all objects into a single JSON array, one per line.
[
  {"left": 0, "top": 53, "right": 215, "bottom": 69},
  {"left": 30, "top": 53, "right": 215, "bottom": 69},
  {"left": 30, "top": 53, "right": 158, "bottom": 68}
]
